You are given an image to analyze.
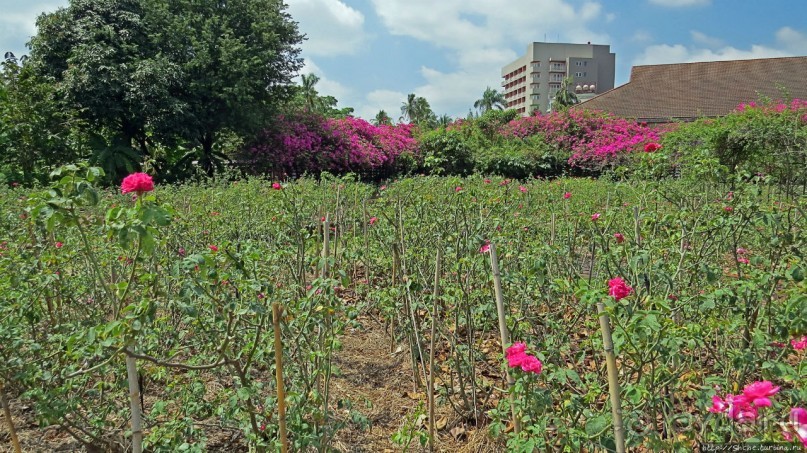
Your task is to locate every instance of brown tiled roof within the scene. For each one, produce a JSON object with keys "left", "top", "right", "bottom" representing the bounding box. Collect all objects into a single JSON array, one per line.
[{"left": 575, "top": 56, "right": 807, "bottom": 121}]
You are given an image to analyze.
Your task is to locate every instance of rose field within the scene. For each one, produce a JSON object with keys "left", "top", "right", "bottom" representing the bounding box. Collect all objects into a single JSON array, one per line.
[
  {"left": 4, "top": 2, "right": 807, "bottom": 450},
  {"left": 0, "top": 160, "right": 806, "bottom": 452}
]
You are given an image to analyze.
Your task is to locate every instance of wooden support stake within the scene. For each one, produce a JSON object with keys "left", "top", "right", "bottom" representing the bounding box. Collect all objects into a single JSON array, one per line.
[
  {"left": 489, "top": 243, "right": 520, "bottom": 435},
  {"left": 428, "top": 249, "right": 442, "bottom": 452},
  {"left": 596, "top": 302, "right": 626, "bottom": 453},
  {"left": 125, "top": 353, "right": 143, "bottom": 453},
  {"left": 273, "top": 303, "right": 289, "bottom": 453},
  {"left": 0, "top": 380, "right": 22, "bottom": 453}
]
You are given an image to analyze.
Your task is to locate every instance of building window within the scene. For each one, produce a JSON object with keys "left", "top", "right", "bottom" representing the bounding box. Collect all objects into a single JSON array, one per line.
[
  {"left": 575, "top": 72, "right": 586, "bottom": 77},
  {"left": 531, "top": 94, "right": 540, "bottom": 100}
]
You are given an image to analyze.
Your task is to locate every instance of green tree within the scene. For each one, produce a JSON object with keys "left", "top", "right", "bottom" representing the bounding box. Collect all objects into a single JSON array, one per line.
[
  {"left": 146, "top": 0, "right": 303, "bottom": 177},
  {"left": 373, "top": 110, "right": 392, "bottom": 126},
  {"left": 29, "top": 0, "right": 303, "bottom": 179},
  {"left": 29, "top": 0, "right": 181, "bottom": 164},
  {"left": 400, "top": 93, "right": 436, "bottom": 127},
  {"left": 473, "top": 86, "right": 506, "bottom": 114},
  {"left": 299, "top": 73, "right": 322, "bottom": 112},
  {"left": 552, "top": 76, "right": 579, "bottom": 111},
  {"left": 0, "top": 54, "right": 83, "bottom": 183},
  {"left": 437, "top": 114, "right": 452, "bottom": 128}
]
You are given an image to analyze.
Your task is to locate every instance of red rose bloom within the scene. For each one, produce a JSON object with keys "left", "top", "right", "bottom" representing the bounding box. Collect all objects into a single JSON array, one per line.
[
  {"left": 121, "top": 173, "right": 154, "bottom": 195},
  {"left": 644, "top": 143, "right": 662, "bottom": 153}
]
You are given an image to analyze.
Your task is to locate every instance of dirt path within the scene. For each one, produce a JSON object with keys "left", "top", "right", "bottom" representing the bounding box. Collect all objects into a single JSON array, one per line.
[{"left": 330, "top": 316, "right": 502, "bottom": 453}]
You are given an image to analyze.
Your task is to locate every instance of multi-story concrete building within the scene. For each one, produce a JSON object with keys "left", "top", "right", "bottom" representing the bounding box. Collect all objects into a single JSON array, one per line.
[{"left": 501, "top": 42, "right": 615, "bottom": 115}]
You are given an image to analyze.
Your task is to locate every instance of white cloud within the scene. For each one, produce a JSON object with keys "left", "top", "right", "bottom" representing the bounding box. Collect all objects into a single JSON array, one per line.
[
  {"left": 356, "top": 89, "right": 408, "bottom": 122},
  {"left": 297, "top": 58, "right": 351, "bottom": 102},
  {"left": 634, "top": 26, "right": 805, "bottom": 66},
  {"left": 286, "top": 0, "right": 366, "bottom": 56},
  {"left": 776, "top": 26, "right": 807, "bottom": 52},
  {"left": 690, "top": 30, "right": 723, "bottom": 48},
  {"left": 367, "top": 0, "right": 610, "bottom": 117},
  {"left": 633, "top": 43, "right": 790, "bottom": 66},
  {"left": 648, "top": 0, "right": 710, "bottom": 7}
]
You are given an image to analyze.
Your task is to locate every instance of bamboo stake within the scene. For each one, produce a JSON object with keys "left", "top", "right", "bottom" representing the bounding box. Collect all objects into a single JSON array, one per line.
[
  {"left": 320, "top": 214, "right": 334, "bottom": 450},
  {"left": 596, "top": 302, "right": 626, "bottom": 453},
  {"left": 0, "top": 380, "right": 22, "bottom": 453},
  {"left": 428, "top": 249, "right": 442, "bottom": 452},
  {"left": 550, "top": 212, "right": 556, "bottom": 245},
  {"left": 272, "top": 303, "right": 289, "bottom": 453},
  {"left": 489, "top": 243, "right": 520, "bottom": 435},
  {"left": 125, "top": 353, "right": 143, "bottom": 453},
  {"left": 321, "top": 214, "right": 330, "bottom": 280}
]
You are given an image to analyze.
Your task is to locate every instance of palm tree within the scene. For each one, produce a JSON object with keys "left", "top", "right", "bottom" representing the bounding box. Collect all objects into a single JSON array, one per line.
[
  {"left": 400, "top": 93, "right": 436, "bottom": 126},
  {"left": 474, "top": 87, "right": 506, "bottom": 114},
  {"left": 400, "top": 93, "right": 418, "bottom": 123},
  {"left": 373, "top": 110, "right": 392, "bottom": 125},
  {"left": 300, "top": 73, "right": 321, "bottom": 112},
  {"left": 437, "top": 114, "right": 452, "bottom": 128},
  {"left": 552, "top": 76, "right": 579, "bottom": 111}
]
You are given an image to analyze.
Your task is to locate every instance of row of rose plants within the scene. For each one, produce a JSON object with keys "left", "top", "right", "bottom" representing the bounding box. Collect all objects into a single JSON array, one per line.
[{"left": 0, "top": 168, "right": 804, "bottom": 451}]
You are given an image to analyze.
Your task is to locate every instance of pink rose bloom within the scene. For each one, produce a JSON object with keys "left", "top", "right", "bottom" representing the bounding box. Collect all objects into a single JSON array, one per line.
[
  {"left": 120, "top": 172, "right": 154, "bottom": 195},
  {"left": 608, "top": 277, "right": 633, "bottom": 301},
  {"left": 380, "top": 185, "right": 387, "bottom": 191},
  {"left": 455, "top": 186, "right": 463, "bottom": 192},
  {"left": 484, "top": 178, "right": 491, "bottom": 184},
  {"left": 55, "top": 241, "right": 63, "bottom": 248},
  {"left": 742, "top": 381, "right": 780, "bottom": 408},
  {"left": 519, "top": 186, "right": 527, "bottom": 193},
  {"left": 725, "top": 394, "right": 758, "bottom": 422},
  {"left": 479, "top": 243, "right": 490, "bottom": 254},
  {"left": 520, "top": 355, "right": 542, "bottom": 374},
  {"left": 736, "top": 248, "right": 748, "bottom": 255},
  {"left": 791, "top": 336, "right": 807, "bottom": 350},
  {"left": 272, "top": 182, "right": 282, "bottom": 190},
  {"left": 563, "top": 192, "right": 572, "bottom": 199},
  {"left": 500, "top": 179, "right": 510, "bottom": 186},
  {"left": 506, "top": 342, "right": 526, "bottom": 357},
  {"left": 724, "top": 206, "right": 734, "bottom": 213},
  {"left": 737, "top": 257, "right": 750, "bottom": 264},
  {"left": 783, "top": 407, "right": 807, "bottom": 447},
  {"left": 178, "top": 247, "right": 186, "bottom": 257},
  {"left": 613, "top": 233, "right": 625, "bottom": 243},
  {"left": 209, "top": 245, "right": 219, "bottom": 252},
  {"left": 507, "top": 352, "right": 527, "bottom": 368},
  {"left": 708, "top": 394, "right": 729, "bottom": 413},
  {"left": 369, "top": 216, "right": 378, "bottom": 225},
  {"left": 591, "top": 213, "right": 601, "bottom": 221}
]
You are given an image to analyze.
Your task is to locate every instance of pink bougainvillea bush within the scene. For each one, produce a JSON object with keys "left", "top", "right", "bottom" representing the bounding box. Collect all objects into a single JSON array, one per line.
[
  {"left": 501, "top": 109, "right": 666, "bottom": 170},
  {"left": 245, "top": 113, "right": 419, "bottom": 180}
]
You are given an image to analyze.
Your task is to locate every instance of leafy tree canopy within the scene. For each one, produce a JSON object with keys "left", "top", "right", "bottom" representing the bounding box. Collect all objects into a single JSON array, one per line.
[{"left": 27, "top": 0, "right": 304, "bottom": 179}]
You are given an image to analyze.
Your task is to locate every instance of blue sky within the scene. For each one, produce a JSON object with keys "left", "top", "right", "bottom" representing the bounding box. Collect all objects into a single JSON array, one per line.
[{"left": 2, "top": 0, "right": 807, "bottom": 120}]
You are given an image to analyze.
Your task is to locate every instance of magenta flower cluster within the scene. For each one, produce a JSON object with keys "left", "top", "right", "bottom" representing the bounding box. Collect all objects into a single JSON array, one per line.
[
  {"left": 247, "top": 113, "right": 418, "bottom": 178},
  {"left": 501, "top": 109, "right": 664, "bottom": 168},
  {"left": 736, "top": 98, "right": 807, "bottom": 115}
]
